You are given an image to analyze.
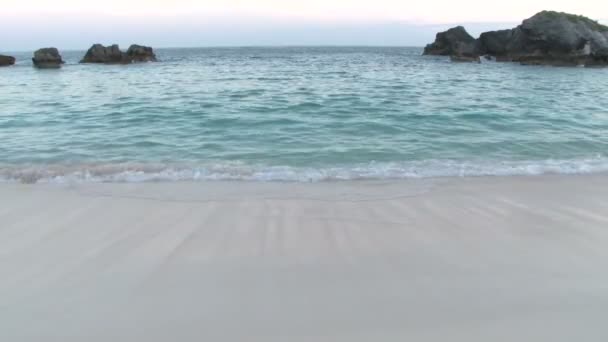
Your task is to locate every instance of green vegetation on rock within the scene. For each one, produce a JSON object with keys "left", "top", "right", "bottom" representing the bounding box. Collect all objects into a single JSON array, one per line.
[{"left": 538, "top": 10, "right": 608, "bottom": 32}]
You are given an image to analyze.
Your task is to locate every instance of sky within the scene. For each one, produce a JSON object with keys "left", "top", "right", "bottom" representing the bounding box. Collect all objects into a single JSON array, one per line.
[{"left": 1, "top": 0, "right": 607, "bottom": 50}]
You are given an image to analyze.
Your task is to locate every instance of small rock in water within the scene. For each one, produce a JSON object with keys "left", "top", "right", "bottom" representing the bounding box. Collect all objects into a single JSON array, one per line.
[
  {"left": 80, "top": 44, "right": 157, "bottom": 64},
  {"left": 80, "top": 44, "right": 130, "bottom": 64},
  {"left": 0, "top": 54, "right": 16, "bottom": 67},
  {"left": 32, "top": 48, "right": 64, "bottom": 68}
]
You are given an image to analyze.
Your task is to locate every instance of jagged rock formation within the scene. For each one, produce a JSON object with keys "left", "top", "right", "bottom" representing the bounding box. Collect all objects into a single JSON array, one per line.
[
  {"left": 80, "top": 44, "right": 157, "bottom": 64},
  {"left": 423, "top": 26, "right": 477, "bottom": 56},
  {"left": 80, "top": 44, "right": 129, "bottom": 64},
  {"left": 32, "top": 48, "right": 64, "bottom": 68},
  {"left": 0, "top": 55, "right": 16, "bottom": 67},
  {"left": 425, "top": 11, "right": 608, "bottom": 67},
  {"left": 478, "top": 11, "right": 608, "bottom": 66}
]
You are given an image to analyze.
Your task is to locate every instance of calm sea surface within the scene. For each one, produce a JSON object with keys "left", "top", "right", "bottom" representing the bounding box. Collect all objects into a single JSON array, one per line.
[{"left": 1, "top": 47, "right": 607, "bottom": 182}]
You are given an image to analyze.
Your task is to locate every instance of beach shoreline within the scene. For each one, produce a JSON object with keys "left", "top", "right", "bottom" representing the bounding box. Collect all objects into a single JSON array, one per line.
[{"left": 2, "top": 174, "right": 608, "bottom": 341}]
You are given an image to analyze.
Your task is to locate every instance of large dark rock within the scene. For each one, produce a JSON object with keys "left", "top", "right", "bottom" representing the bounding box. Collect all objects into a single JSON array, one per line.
[
  {"left": 80, "top": 44, "right": 130, "bottom": 64},
  {"left": 423, "top": 26, "right": 477, "bottom": 56},
  {"left": 32, "top": 48, "right": 64, "bottom": 68},
  {"left": 0, "top": 55, "right": 15, "bottom": 67},
  {"left": 426, "top": 11, "right": 608, "bottom": 67},
  {"left": 126, "top": 44, "right": 157, "bottom": 62},
  {"left": 480, "top": 11, "right": 608, "bottom": 66},
  {"left": 80, "top": 44, "right": 158, "bottom": 64}
]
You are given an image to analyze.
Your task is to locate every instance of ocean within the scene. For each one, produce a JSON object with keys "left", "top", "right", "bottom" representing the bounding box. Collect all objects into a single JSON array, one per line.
[{"left": 1, "top": 47, "right": 607, "bottom": 183}]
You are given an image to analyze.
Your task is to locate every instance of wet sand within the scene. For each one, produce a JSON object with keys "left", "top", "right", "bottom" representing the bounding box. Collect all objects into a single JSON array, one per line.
[{"left": 1, "top": 175, "right": 608, "bottom": 341}]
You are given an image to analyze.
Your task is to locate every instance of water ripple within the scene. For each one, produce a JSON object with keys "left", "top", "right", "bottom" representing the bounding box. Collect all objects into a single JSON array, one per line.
[{"left": 1, "top": 47, "right": 607, "bottom": 182}]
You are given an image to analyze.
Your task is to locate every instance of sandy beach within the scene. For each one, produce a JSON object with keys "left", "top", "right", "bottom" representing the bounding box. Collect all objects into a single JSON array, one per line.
[{"left": 1, "top": 174, "right": 608, "bottom": 341}]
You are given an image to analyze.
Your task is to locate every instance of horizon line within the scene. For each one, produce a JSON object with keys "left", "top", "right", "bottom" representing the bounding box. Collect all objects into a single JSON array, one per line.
[{"left": 6, "top": 45, "right": 430, "bottom": 54}]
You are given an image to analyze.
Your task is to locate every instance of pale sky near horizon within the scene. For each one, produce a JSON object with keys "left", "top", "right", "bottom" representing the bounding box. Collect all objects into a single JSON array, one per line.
[{"left": 1, "top": 0, "right": 607, "bottom": 50}]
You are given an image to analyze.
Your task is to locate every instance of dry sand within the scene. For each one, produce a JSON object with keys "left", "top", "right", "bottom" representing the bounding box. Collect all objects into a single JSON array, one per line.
[{"left": 1, "top": 175, "right": 608, "bottom": 341}]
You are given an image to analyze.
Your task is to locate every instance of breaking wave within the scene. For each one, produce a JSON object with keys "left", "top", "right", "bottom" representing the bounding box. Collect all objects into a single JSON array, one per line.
[{"left": 2, "top": 157, "right": 608, "bottom": 184}]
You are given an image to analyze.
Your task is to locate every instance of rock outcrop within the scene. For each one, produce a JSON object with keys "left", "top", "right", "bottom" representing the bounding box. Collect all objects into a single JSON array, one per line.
[
  {"left": 423, "top": 26, "right": 477, "bottom": 56},
  {"left": 479, "top": 11, "right": 608, "bottom": 66},
  {"left": 80, "top": 44, "right": 129, "bottom": 64},
  {"left": 126, "top": 44, "right": 157, "bottom": 62},
  {"left": 80, "top": 44, "right": 157, "bottom": 64},
  {"left": 425, "top": 11, "right": 608, "bottom": 67},
  {"left": 32, "top": 48, "right": 64, "bottom": 68},
  {"left": 423, "top": 26, "right": 481, "bottom": 63},
  {"left": 0, "top": 55, "right": 16, "bottom": 67}
]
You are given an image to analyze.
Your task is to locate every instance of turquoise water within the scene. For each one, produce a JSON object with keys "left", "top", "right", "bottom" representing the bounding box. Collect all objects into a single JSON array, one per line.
[{"left": 1, "top": 47, "right": 608, "bottom": 182}]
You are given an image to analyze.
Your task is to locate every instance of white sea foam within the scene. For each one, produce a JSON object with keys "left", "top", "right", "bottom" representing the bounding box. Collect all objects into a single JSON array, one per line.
[{"left": 1, "top": 157, "right": 608, "bottom": 184}]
